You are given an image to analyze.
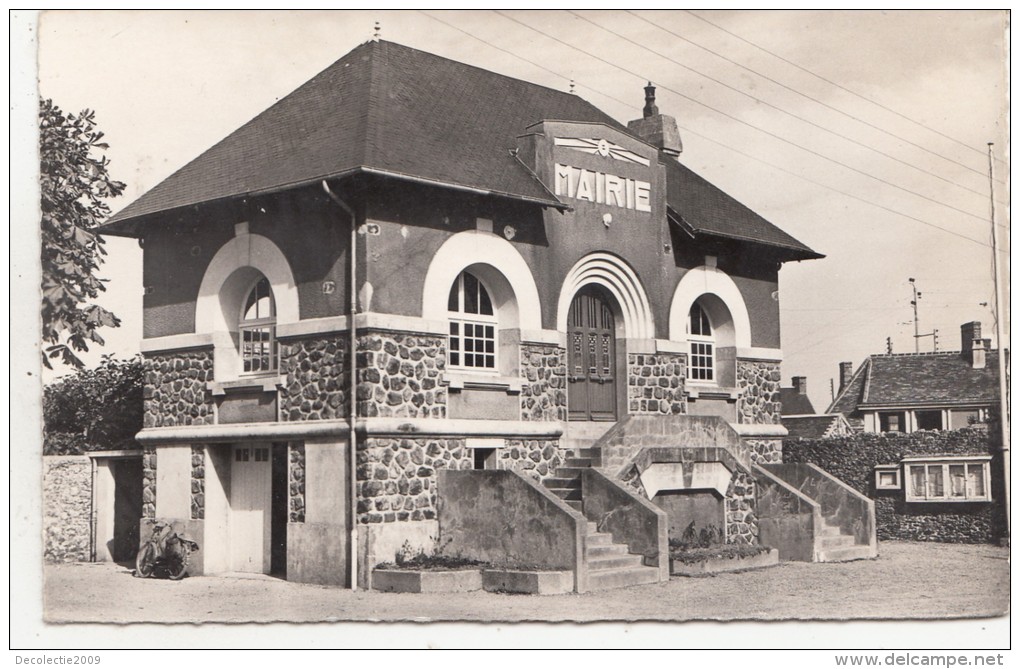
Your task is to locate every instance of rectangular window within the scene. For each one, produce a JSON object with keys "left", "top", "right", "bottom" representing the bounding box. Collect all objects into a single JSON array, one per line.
[
  {"left": 449, "top": 319, "right": 495, "bottom": 370},
  {"left": 689, "top": 342, "right": 714, "bottom": 381},
  {"left": 241, "top": 325, "right": 276, "bottom": 374},
  {"left": 874, "top": 465, "right": 901, "bottom": 490},
  {"left": 904, "top": 458, "right": 991, "bottom": 502},
  {"left": 473, "top": 448, "right": 496, "bottom": 470},
  {"left": 915, "top": 410, "right": 943, "bottom": 431},
  {"left": 879, "top": 412, "right": 906, "bottom": 433}
]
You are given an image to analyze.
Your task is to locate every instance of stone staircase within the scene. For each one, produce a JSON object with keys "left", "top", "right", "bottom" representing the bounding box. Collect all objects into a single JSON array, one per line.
[
  {"left": 543, "top": 447, "right": 661, "bottom": 590},
  {"left": 816, "top": 517, "right": 874, "bottom": 562}
]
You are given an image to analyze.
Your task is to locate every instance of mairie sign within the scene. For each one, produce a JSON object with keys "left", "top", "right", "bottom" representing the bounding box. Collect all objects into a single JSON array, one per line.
[{"left": 554, "top": 163, "right": 652, "bottom": 213}]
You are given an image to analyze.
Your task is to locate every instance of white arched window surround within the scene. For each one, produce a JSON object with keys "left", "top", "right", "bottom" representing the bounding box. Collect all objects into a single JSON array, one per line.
[
  {"left": 668, "top": 265, "right": 751, "bottom": 348},
  {"left": 196, "top": 232, "right": 298, "bottom": 380}
]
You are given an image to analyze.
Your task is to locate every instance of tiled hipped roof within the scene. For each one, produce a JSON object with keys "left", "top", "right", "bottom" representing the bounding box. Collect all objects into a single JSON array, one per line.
[
  {"left": 783, "top": 415, "right": 848, "bottom": 440},
  {"left": 101, "top": 40, "right": 818, "bottom": 261},
  {"left": 828, "top": 351, "right": 1001, "bottom": 415}
]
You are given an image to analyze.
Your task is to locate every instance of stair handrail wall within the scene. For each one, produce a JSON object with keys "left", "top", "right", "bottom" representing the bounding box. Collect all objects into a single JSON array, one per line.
[
  {"left": 580, "top": 468, "right": 670, "bottom": 582},
  {"left": 753, "top": 464, "right": 824, "bottom": 562},
  {"left": 760, "top": 463, "right": 877, "bottom": 552},
  {"left": 436, "top": 469, "right": 588, "bottom": 592}
]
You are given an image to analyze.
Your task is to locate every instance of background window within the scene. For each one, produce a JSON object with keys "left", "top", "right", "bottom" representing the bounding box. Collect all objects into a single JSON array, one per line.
[
  {"left": 905, "top": 459, "right": 991, "bottom": 502},
  {"left": 915, "top": 410, "right": 943, "bottom": 431},
  {"left": 448, "top": 272, "right": 496, "bottom": 370},
  {"left": 879, "top": 412, "right": 906, "bottom": 433},
  {"left": 688, "top": 301, "right": 714, "bottom": 382}
]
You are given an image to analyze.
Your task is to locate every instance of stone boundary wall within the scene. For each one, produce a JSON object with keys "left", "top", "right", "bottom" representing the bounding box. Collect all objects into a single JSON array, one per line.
[
  {"left": 280, "top": 336, "right": 349, "bottom": 421},
  {"left": 190, "top": 445, "right": 205, "bottom": 520},
  {"left": 143, "top": 350, "right": 215, "bottom": 427},
  {"left": 356, "top": 331, "right": 447, "bottom": 419},
  {"left": 627, "top": 353, "right": 686, "bottom": 415},
  {"left": 497, "top": 439, "right": 564, "bottom": 482},
  {"left": 142, "top": 445, "right": 157, "bottom": 519},
  {"left": 289, "top": 443, "right": 306, "bottom": 522},
  {"left": 356, "top": 437, "right": 470, "bottom": 523},
  {"left": 736, "top": 360, "right": 781, "bottom": 425},
  {"left": 519, "top": 344, "right": 566, "bottom": 421},
  {"left": 784, "top": 428, "right": 1006, "bottom": 543},
  {"left": 43, "top": 455, "right": 92, "bottom": 563}
]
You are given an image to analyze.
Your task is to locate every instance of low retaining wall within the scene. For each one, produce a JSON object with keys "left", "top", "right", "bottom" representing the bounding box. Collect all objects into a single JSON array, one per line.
[
  {"left": 43, "top": 455, "right": 92, "bottom": 563},
  {"left": 754, "top": 465, "right": 822, "bottom": 562}
]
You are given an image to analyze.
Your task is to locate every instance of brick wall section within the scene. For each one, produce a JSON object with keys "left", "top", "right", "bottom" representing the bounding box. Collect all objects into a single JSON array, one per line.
[
  {"left": 142, "top": 445, "right": 156, "bottom": 519},
  {"left": 784, "top": 428, "right": 1006, "bottom": 543},
  {"left": 746, "top": 438, "right": 783, "bottom": 465},
  {"left": 289, "top": 443, "right": 305, "bottom": 522},
  {"left": 143, "top": 351, "right": 214, "bottom": 427},
  {"left": 356, "top": 331, "right": 447, "bottom": 419},
  {"left": 497, "top": 439, "right": 564, "bottom": 481},
  {"left": 280, "top": 336, "right": 348, "bottom": 421},
  {"left": 627, "top": 353, "right": 687, "bottom": 415},
  {"left": 726, "top": 471, "right": 758, "bottom": 544},
  {"left": 356, "top": 437, "right": 470, "bottom": 523},
  {"left": 736, "top": 359, "right": 782, "bottom": 424},
  {"left": 520, "top": 344, "right": 567, "bottom": 421},
  {"left": 190, "top": 445, "right": 204, "bottom": 520},
  {"left": 43, "top": 455, "right": 91, "bottom": 563}
]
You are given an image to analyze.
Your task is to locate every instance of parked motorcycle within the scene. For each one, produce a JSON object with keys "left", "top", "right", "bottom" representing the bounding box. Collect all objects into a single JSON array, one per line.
[{"left": 134, "top": 519, "right": 200, "bottom": 580}]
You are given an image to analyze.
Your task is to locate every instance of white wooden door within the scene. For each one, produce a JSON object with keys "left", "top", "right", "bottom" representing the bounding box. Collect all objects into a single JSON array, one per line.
[{"left": 230, "top": 445, "right": 272, "bottom": 573}]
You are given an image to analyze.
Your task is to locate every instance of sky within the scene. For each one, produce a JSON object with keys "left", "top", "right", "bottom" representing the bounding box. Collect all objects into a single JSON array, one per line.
[{"left": 33, "top": 10, "right": 1009, "bottom": 412}]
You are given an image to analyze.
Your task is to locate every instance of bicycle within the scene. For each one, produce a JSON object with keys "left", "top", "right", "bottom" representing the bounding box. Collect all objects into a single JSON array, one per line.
[{"left": 134, "top": 519, "right": 200, "bottom": 580}]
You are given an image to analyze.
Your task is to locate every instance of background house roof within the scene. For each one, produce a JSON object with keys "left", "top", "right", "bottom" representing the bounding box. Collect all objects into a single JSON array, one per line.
[
  {"left": 780, "top": 387, "right": 817, "bottom": 415},
  {"left": 783, "top": 414, "right": 850, "bottom": 440},
  {"left": 100, "top": 39, "right": 818, "bottom": 262},
  {"left": 828, "top": 351, "right": 1001, "bottom": 415}
]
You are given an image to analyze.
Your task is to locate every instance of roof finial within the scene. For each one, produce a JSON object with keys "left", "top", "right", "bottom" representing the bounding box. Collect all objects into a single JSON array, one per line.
[
  {"left": 569, "top": 79, "right": 576, "bottom": 95},
  {"left": 373, "top": 21, "right": 381, "bottom": 41}
]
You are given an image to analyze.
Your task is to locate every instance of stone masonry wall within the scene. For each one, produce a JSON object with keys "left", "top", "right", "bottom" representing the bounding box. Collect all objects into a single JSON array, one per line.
[
  {"left": 43, "top": 455, "right": 91, "bottom": 563},
  {"left": 143, "top": 350, "right": 214, "bottom": 427},
  {"left": 627, "top": 353, "right": 687, "bottom": 415},
  {"left": 289, "top": 443, "right": 305, "bottom": 523},
  {"left": 726, "top": 471, "right": 758, "bottom": 544},
  {"left": 356, "top": 437, "right": 470, "bottom": 523},
  {"left": 520, "top": 344, "right": 567, "bottom": 421},
  {"left": 356, "top": 331, "right": 447, "bottom": 419},
  {"left": 142, "top": 445, "right": 156, "bottom": 519},
  {"left": 746, "top": 438, "right": 783, "bottom": 465},
  {"left": 737, "top": 359, "right": 782, "bottom": 424},
  {"left": 279, "top": 336, "right": 348, "bottom": 421},
  {"left": 190, "top": 445, "right": 204, "bottom": 520},
  {"left": 497, "top": 439, "right": 564, "bottom": 482}
]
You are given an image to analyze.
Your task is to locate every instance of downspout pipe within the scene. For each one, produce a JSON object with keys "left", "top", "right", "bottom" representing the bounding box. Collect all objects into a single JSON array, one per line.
[{"left": 322, "top": 180, "right": 359, "bottom": 590}]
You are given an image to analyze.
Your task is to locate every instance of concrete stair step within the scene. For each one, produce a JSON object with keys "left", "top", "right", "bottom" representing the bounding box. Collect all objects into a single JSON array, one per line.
[
  {"left": 543, "top": 475, "right": 581, "bottom": 488},
  {"left": 549, "top": 487, "right": 582, "bottom": 501},
  {"left": 586, "top": 522, "right": 598, "bottom": 533},
  {"left": 553, "top": 466, "right": 589, "bottom": 478},
  {"left": 575, "top": 447, "right": 601, "bottom": 459},
  {"left": 817, "top": 545, "right": 874, "bottom": 562},
  {"left": 587, "top": 565, "right": 661, "bottom": 591},
  {"left": 817, "top": 524, "right": 843, "bottom": 537},
  {"left": 586, "top": 554, "right": 645, "bottom": 571},
  {"left": 565, "top": 500, "right": 583, "bottom": 511},
  {"left": 584, "top": 543, "right": 629, "bottom": 558},
  {"left": 584, "top": 532, "right": 614, "bottom": 546},
  {"left": 561, "top": 457, "right": 593, "bottom": 468},
  {"left": 819, "top": 534, "right": 856, "bottom": 549}
]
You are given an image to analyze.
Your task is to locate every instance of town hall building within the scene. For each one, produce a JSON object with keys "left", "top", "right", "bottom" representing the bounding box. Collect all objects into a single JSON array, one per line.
[{"left": 101, "top": 40, "right": 874, "bottom": 591}]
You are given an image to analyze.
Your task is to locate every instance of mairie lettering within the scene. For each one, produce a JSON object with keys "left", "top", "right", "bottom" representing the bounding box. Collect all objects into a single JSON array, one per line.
[{"left": 554, "top": 163, "right": 651, "bottom": 213}]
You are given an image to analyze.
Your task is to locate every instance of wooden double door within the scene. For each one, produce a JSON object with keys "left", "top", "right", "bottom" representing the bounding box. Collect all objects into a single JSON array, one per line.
[{"left": 567, "top": 287, "right": 619, "bottom": 421}]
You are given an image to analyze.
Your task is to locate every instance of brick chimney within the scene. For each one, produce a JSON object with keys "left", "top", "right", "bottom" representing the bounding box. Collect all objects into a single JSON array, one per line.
[
  {"left": 838, "top": 362, "right": 854, "bottom": 394},
  {"left": 627, "top": 83, "right": 682, "bottom": 157},
  {"left": 792, "top": 376, "right": 808, "bottom": 396},
  {"left": 961, "top": 321, "right": 988, "bottom": 369}
]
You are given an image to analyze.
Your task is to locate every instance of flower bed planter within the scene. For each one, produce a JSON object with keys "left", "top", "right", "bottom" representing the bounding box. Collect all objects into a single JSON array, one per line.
[
  {"left": 481, "top": 569, "right": 573, "bottom": 595},
  {"left": 670, "top": 548, "right": 779, "bottom": 577},
  {"left": 372, "top": 568, "right": 483, "bottom": 593}
]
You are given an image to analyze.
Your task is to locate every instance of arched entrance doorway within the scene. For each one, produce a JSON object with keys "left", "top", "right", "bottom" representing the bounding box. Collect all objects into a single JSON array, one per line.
[{"left": 567, "top": 286, "right": 619, "bottom": 421}]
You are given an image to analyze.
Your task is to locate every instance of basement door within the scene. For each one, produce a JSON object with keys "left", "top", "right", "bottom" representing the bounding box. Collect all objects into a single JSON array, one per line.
[
  {"left": 567, "top": 287, "right": 618, "bottom": 421},
  {"left": 230, "top": 444, "right": 272, "bottom": 573}
]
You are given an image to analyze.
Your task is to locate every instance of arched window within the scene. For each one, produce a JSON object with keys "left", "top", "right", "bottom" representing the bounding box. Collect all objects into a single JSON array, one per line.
[
  {"left": 240, "top": 276, "right": 277, "bottom": 374},
  {"left": 688, "top": 301, "right": 714, "bottom": 382},
  {"left": 447, "top": 271, "right": 496, "bottom": 370}
]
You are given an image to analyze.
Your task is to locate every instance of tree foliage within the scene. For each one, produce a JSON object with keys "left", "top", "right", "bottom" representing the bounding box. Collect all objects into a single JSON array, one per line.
[
  {"left": 43, "top": 355, "right": 143, "bottom": 455},
  {"left": 40, "top": 98, "right": 126, "bottom": 369}
]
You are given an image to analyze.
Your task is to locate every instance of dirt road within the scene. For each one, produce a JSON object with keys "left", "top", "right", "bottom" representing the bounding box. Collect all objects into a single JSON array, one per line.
[{"left": 43, "top": 541, "right": 1008, "bottom": 624}]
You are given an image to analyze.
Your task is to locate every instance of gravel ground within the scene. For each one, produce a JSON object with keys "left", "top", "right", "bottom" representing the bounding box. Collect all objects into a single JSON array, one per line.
[{"left": 43, "top": 541, "right": 1008, "bottom": 623}]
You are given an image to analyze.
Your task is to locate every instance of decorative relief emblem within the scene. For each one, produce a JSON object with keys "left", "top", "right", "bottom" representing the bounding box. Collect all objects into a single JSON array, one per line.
[{"left": 554, "top": 137, "right": 651, "bottom": 167}]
